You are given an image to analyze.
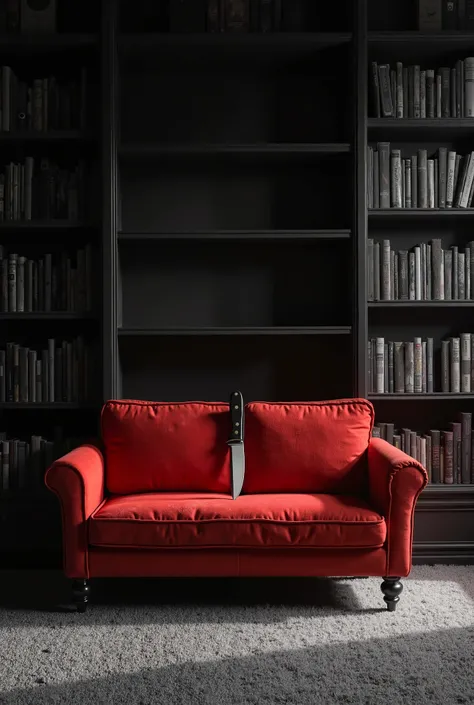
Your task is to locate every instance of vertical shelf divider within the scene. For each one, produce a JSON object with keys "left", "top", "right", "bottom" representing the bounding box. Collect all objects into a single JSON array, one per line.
[
  {"left": 101, "top": 0, "right": 119, "bottom": 401},
  {"left": 355, "top": 0, "right": 368, "bottom": 396}
]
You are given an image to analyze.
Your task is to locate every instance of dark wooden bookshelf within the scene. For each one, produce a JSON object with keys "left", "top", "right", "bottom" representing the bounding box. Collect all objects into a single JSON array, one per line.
[
  {"left": 1, "top": 0, "right": 473, "bottom": 567},
  {"left": 0, "top": 1, "right": 102, "bottom": 565}
]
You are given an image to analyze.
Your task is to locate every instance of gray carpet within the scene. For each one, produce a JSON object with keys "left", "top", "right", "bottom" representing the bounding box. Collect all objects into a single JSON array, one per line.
[{"left": 0, "top": 566, "right": 473, "bottom": 705}]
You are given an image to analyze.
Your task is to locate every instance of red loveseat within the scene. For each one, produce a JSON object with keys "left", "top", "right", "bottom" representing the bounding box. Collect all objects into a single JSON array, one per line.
[{"left": 45, "top": 398, "right": 428, "bottom": 613}]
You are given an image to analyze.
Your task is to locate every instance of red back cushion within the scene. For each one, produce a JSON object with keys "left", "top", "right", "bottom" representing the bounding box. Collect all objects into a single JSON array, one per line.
[
  {"left": 243, "top": 399, "right": 374, "bottom": 494},
  {"left": 101, "top": 400, "right": 232, "bottom": 494}
]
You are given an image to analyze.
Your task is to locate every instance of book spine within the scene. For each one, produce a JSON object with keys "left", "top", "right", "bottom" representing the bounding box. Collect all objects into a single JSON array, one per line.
[
  {"left": 442, "top": 431, "right": 454, "bottom": 484},
  {"left": 394, "top": 341, "right": 405, "bottom": 392},
  {"left": 419, "top": 0, "right": 443, "bottom": 29},
  {"left": 459, "top": 251, "right": 465, "bottom": 298},
  {"left": 378, "top": 142, "right": 390, "bottom": 208},
  {"left": 431, "top": 238, "right": 443, "bottom": 300},
  {"left": 414, "top": 337, "right": 423, "bottom": 392},
  {"left": 418, "top": 149, "right": 428, "bottom": 208},
  {"left": 375, "top": 337, "right": 384, "bottom": 393},
  {"left": 405, "top": 341, "right": 414, "bottom": 393},
  {"left": 444, "top": 249, "right": 452, "bottom": 300},
  {"left": 464, "top": 57, "right": 474, "bottom": 116},
  {"left": 461, "top": 332, "right": 471, "bottom": 392},
  {"left": 438, "top": 147, "right": 448, "bottom": 207},
  {"left": 378, "top": 66, "right": 394, "bottom": 117},
  {"left": 451, "top": 337, "right": 461, "bottom": 392},
  {"left": 459, "top": 412, "right": 472, "bottom": 482},
  {"left": 382, "top": 240, "right": 391, "bottom": 300},
  {"left": 396, "top": 62, "right": 404, "bottom": 118},
  {"left": 371, "top": 62, "right": 381, "bottom": 118},
  {"left": 390, "top": 150, "right": 402, "bottom": 208},
  {"left": 431, "top": 430, "right": 441, "bottom": 483},
  {"left": 420, "top": 69, "right": 426, "bottom": 118},
  {"left": 374, "top": 242, "right": 380, "bottom": 301},
  {"left": 426, "top": 70, "right": 435, "bottom": 118},
  {"left": 441, "top": 339, "right": 450, "bottom": 391}
]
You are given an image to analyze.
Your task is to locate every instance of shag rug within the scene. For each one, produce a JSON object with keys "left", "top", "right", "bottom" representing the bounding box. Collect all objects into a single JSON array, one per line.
[{"left": 0, "top": 565, "right": 473, "bottom": 705}]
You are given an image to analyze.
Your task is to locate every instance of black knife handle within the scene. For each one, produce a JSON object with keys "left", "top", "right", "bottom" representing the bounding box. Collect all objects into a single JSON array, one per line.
[{"left": 228, "top": 390, "right": 243, "bottom": 443}]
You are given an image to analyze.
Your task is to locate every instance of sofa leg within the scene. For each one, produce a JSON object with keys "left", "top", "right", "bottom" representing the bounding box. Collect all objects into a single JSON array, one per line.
[
  {"left": 72, "top": 579, "right": 90, "bottom": 613},
  {"left": 381, "top": 577, "right": 403, "bottom": 611}
]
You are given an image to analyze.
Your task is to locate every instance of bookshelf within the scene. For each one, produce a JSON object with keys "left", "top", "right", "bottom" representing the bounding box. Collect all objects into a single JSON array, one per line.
[
  {"left": 0, "top": 0, "right": 102, "bottom": 566},
  {"left": 363, "top": 0, "right": 474, "bottom": 562},
  {"left": 1, "top": 0, "right": 473, "bottom": 567}
]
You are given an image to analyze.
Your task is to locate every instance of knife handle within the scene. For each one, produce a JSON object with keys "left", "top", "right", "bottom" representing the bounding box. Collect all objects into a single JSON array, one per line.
[{"left": 228, "top": 390, "right": 243, "bottom": 443}]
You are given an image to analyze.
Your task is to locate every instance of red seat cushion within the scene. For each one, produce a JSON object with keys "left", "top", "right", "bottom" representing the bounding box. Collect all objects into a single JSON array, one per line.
[
  {"left": 243, "top": 399, "right": 374, "bottom": 494},
  {"left": 101, "top": 400, "right": 232, "bottom": 495},
  {"left": 89, "top": 492, "right": 386, "bottom": 549}
]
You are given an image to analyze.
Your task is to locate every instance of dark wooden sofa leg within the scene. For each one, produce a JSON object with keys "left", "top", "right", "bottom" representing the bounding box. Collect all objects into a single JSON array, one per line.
[
  {"left": 72, "top": 579, "right": 90, "bottom": 613},
  {"left": 381, "top": 577, "right": 403, "bottom": 611}
]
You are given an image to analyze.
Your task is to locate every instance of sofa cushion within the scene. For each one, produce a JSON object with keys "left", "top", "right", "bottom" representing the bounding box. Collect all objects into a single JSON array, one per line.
[
  {"left": 243, "top": 399, "right": 374, "bottom": 494},
  {"left": 89, "top": 492, "right": 386, "bottom": 549},
  {"left": 101, "top": 400, "right": 232, "bottom": 494}
]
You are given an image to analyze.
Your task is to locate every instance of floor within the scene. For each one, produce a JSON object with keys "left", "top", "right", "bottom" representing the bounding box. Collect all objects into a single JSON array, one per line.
[{"left": 0, "top": 565, "right": 473, "bottom": 704}]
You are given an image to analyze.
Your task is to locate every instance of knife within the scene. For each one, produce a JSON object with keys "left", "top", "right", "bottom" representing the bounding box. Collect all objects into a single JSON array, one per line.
[{"left": 227, "top": 390, "right": 244, "bottom": 499}]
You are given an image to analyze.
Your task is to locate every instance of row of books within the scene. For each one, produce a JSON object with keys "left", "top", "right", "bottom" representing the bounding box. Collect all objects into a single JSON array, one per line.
[
  {"left": 419, "top": 0, "right": 474, "bottom": 31},
  {"left": 368, "top": 334, "right": 474, "bottom": 394},
  {"left": 0, "top": 337, "right": 90, "bottom": 403},
  {"left": 0, "top": 67, "right": 87, "bottom": 133},
  {"left": 368, "top": 238, "right": 474, "bottom": 301},
  {"left": 0, "top": 432, "right": 81, "bottom": 493},
  {"left": 167, "top": 0, "right": 309, "bottom": 34},
  {"left": 0, "top": 245, "right": 92, "bottom": 313},
  {"left": 373, "top": 413, "right": 474, "bottom": 484},
  {"left": 0, "top": 158, "right": 84, "bottom": 222},
  {"left": 370, "top": 59, "right": 474, "bottom": 119},
  {"left": 367, "top": 145, "right": 474, "bottom": 210}
]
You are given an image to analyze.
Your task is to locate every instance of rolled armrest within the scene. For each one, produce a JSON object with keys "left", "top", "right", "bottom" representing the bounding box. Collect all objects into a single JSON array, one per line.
[
  {"left": 368, "top": 437, "right": 428, "bottom": 578},
  {"left": 45, "top": 444, "right": 105, "bottom": 579}
]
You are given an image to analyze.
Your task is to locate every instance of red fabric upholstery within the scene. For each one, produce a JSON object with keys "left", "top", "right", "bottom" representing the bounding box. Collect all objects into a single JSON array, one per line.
[
  {"left": 88, "top": 547, "right": 387, "bottom": 578},
  {"left": 101, "top": 400, "right": 232, "bottom": 495},
  {"left": 368, "top": 437, "right": 428, "bottom": 578},
  {"left": 89, "top": 492, "right": 386, "bottom": 549},
  {"left": 244, "top": 399, "right": 374, "bottom": 493},
  {"left": 44, "top": 444, "right": 105, "bottom": 579}
]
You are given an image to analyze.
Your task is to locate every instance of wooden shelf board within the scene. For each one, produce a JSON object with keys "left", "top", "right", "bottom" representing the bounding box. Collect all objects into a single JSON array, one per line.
[
  {"left": 0, "top": 312, "right": 94, "bottom": 320},
  {"left": 0, "top": 402, "right": 96, "bottom": 410},
  {"left": 368, "top": 394, "right": 474, "bottom": 400},
  {"left": 368, "top": 301, "right": 474, "bottom": 307},
  {"left": 368, "top": 31, "right": 474, "bottom": 45},
  {"left": 368, "top": 118, "right": 474, "bottom": 129},
  {"left": 118, "top": 326, "right": 352, "bottom": 336},
  {"left": 0, "top": 34, "right": 97, "bottom": 50},
  {"left": 120, "top": 32, "right": 352, "bottom": 54},
  {"left": 118, "top": 229, "right": 351, "bottom": 241},
  {"left": 119, "top": 143, "right": 351, "bottom": 159},
  {"left": 0, "top": 130, "right": 93, "bottom": 142},
  {"left": 0, "top": 220, "right": 90, "bottom": 229},
  {"left": 369, "top": 209, "right": 474, "bottom": 217}
]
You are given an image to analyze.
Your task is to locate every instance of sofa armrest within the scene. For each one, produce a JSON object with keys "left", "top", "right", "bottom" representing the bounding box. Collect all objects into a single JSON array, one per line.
[
  {"left": 45, "top": 444, "right": 105, "bottom": 579},
  {"left": 368, "top": 437, "right": 428, "bottom": 578}
]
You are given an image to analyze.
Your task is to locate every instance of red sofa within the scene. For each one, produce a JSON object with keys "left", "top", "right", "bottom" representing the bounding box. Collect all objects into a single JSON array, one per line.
[{"left": 45, "top": 398, "right": 428, "bottom": 612}]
